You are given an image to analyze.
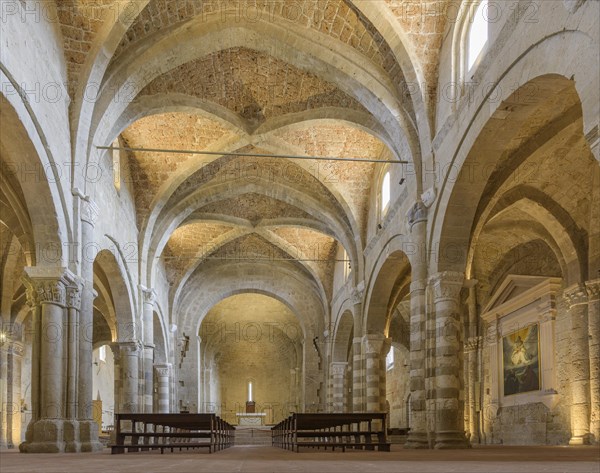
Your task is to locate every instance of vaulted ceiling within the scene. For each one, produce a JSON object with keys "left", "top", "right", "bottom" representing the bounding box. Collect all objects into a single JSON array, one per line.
[{"left": 55, "top": 0, "right": 457, "bottom": 326}]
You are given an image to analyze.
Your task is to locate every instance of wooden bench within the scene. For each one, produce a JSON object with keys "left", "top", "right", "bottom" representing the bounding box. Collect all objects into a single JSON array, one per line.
[
  {"left": 272, "top": 413, "right": 390, "bottom": 452},
  {"left": 110, "top": 413, "right": 234, "bottom": 454}
]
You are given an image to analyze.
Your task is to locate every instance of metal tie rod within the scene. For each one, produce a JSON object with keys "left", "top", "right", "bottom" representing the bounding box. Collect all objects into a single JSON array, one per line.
[{"left": 97, "top": 145, "right": 408, "bottom": 164}]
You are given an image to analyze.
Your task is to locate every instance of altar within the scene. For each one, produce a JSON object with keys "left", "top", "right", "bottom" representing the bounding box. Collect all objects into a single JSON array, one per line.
[{"left": 236, "top": 412, "right": 266, "bottom": 426}]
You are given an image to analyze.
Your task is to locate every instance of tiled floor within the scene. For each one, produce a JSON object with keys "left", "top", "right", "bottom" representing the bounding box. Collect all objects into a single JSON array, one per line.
[{"left": 0, "top": 445, "right": 598, "bottom": 473}]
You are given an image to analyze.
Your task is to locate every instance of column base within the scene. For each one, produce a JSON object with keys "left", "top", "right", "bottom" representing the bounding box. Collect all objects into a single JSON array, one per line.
[
  {"left": 19, "top": 419, "right": 67, "bottom": 453},
  {"left": 19, "top": 419, "right": 104, "bottom": 453},
  {"left": 434, "top": 430, "right": 471, "bottom": 449},
  {"left": 78, "top": 419, "right": 104, "bottom": 452},
  {"left": 404, "top": 431, "right": 430, "bottom": 449},
  {"left": 569, "top": 434, "right": 591, "bottom": 445}
]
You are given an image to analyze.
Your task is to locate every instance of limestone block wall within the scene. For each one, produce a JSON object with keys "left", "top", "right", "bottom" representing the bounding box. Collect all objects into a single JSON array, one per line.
[
  {"left": 385, "top": 344, "right": 410, "bottom": 429},
  {"left": 91, "top": 346, "right": 115, "bottom": 430},
  {"left": 482, "top": 299, "right": 572, "bottom": 445}
]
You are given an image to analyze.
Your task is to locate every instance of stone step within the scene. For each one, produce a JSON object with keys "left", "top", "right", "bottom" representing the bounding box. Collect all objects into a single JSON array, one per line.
[{"left": 234, "top": 428, "right": 272, "bottom": 446}]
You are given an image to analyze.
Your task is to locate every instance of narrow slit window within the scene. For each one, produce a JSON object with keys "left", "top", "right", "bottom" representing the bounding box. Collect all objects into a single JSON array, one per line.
[
  {"left": 386, "top": 348, "right": 394, "bottom": 371},
  {"left": 381, "top": 171, "right": 391, "bottom": 214},
  {"left": 468, "top": 0, "right": 488, "bottom": 71},
  {"left": 112, "top": 138, "right": 121, "bottom": 192},
  {"left": 248, "top": 381, "right": 253, "bottom": 402}
]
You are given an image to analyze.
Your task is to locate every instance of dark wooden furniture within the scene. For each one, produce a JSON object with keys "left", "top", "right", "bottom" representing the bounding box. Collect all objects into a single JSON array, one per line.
[
  {"left": 111, "top": 413, "right": 234, "bottom": 454},
  {"left": 271, "top": 413, "right": 390, "bottom": 452}
]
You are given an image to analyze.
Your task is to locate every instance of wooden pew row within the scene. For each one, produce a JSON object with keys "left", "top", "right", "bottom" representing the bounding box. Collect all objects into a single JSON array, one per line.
[
  {"left": 272, "top": 413, "right": 390, "bottom": 452},
  {"left": 111, "top": 413, "right": 235, "bottom": 454}
]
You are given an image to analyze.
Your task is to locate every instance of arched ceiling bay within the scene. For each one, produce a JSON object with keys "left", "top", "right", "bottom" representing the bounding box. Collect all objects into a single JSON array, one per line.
[{"left": 58, "top": 0, "right": 447, "bottom": 328}]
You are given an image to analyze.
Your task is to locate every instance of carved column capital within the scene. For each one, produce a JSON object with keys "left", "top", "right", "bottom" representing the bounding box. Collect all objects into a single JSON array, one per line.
[
  {"left": 154, "top": 363, "right": 172, "bottom": 377},
  {"left": 406, "top": 200, "right": 427, "bottom": 230},
  {"left": 350, "top": 286, "right": 364, "bottom": 305},
  {"left": 563, "top": 283, "right": 588, "bottom": 308},
  {"left": 66, "top": 281, "right": 83, "bottom": 310},
  {"left": 81, "top": 198, "right": 99, "bottom": 226},
  {"left": 585, "top": 279, "right": 600, "bottom": 302},
  {"left": 464, "top": 336, "right": 481, "bottom": 353},
  {"left": 140, "top": 286, "right": 157, "bottom": 306},
  {"left": 5, "top": 341, "right": 25, "bottom": 357},
  {"left": 330, "top": 362, "right": 348, "bottom": 376},
  {"left": 23, "top": 267, "right": 76, "bottom": 308},
  {"left": 112, "top": 340, "right": 143, "bottom": 355},
  {"left": 428, "top": 271, "right": 464, "bottom": 303}
]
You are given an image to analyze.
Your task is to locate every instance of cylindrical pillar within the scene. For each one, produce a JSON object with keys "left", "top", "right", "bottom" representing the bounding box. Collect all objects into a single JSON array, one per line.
[
  {"left": 465, "top": 282, "right": 480, "bottom": 444},
  {"left": 352, "top": 336, "right": 364, "bottom": 412},
  {"left": 77, "top": 198, "right": 103, "bottom": 452},
  {"left": 117, "top": 342, "right": 141, "bottom": 414},
  {"left": 351, "top": 288, "right": 365, "bottom": 413},
  {"left": 65, "top": 284, "right": 81, "bottom": 420},
  {"left": 363, "top": 334, "right": 386, "bottom": 412},
  {"left": 429, "top": 271, "right": 470, "bottom": 449},
  {"left": 154, "top": 364, "right": 171, "bottom": 413},
  {"left": 330, "top": 362, "right": 347, "bottom": 412},
  {"left": 564, "top": 283, "right": 591, "bottom": 445},
  {"left": 585, "top": 279, "right": 600, "bottom": 442},
  {"left": 141, "top": 287, "right": 156, "bottom": 413},
  {"left": 405, "top": 202, "right": 429, "bottom": 448}
]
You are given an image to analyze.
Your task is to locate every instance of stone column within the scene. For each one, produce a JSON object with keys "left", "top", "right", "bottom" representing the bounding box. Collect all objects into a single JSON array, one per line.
[
  {"left": 4, "top": 339, "right": 24, "bottom": 448},
  {"left": 114, "top": 341, "right": 141, "bottom": 414},
  {"left": 585, "top": 279, "right": 600, "bottom": 442},
  {"left": 564, "top": 283, "right": 591, "bottom": 445},
  {"left": 0, "top": 330, "right": 7, "bottom": 449},
  {"left": 141, "top": 287, "right": 156, "bottom": 413},
  {"left": 330, "top": 362, "right": 347, "bottom": 412},
  {"left": 351, "top": 287, "right": 365, "bottom": 412},
  {"left": 464, "top": 337, "right": 481, "bottom": 444},
  {"left": 428, "top": 271, "right": 469, "bottom": 449},
  {"left": 78, "top": 198, "right": 102, "bottom": 452},
  {"left": 65, "top": 284, "right": 81, "bottom": 421},
  {"left": 154, "top": 364, "right": 171, "bottom": 413},
  {"left": 482, "top": 319, "right": 500, "bottom": 444},
  {"left": 20, "top": 268, "right": 70, "bottom": 453},
  {"left": 405, "top": 201, "right": 429, "bottom": 448},
  {"left": 363, "top": 334, "right": 386, "bottom": 412},
  {"left": 464, "top": 281, "right": 480, "bottom": 444}
]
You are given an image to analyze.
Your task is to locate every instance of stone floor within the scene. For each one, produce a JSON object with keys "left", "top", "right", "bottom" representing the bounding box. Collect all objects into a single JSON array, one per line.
[{"left": 0, "top": 445, "right": 598, "bottom": 473}]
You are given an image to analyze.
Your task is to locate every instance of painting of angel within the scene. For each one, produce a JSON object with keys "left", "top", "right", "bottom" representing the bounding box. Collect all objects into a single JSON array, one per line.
[{"left": 502, "top": 324, "right": 540, "bottom": 396}]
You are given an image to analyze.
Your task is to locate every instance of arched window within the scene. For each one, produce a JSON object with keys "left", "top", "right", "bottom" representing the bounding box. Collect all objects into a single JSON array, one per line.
[
  {"left": 98, "top": 345, "right": 106, "bottom": 363},
  {"left": 386, "top": 347, "right": 394, "bottom": 371},
  {"left": 247, "top": 381, "right": 253, "bottom": 402},
  {"left": 112, "top": 138, "right": 121, "bottom": 192},
  {"left": 342, "top": 248, "right": 351, "bottom": 280},
  {"left": 381, "top": 171, "right": 391, "bottom": 215},
  {"left": 467, "top": 0, "right": 488, "bottom": 72}
]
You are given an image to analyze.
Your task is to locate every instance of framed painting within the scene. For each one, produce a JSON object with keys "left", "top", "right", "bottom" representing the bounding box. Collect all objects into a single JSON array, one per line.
[{"left": 502, "top": 323, "right": 540, "bottom": 396}]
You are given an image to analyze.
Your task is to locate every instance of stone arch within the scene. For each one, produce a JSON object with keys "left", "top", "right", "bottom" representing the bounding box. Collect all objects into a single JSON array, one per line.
[
  {"left": 93, "top": 249, "right": 136, "bottom": 341},
  {"left": 432, "top": 72, "right": 597, "bottom": 276},
  {"left": 88, "top": 17, "right": 418, "bottom": 190},
  {"left": 332, "top": 310, "right": 354, "bottom": 363},
  {"left": 147, "top": 178, "right": 355, "bottom": 289},
  {"left": 0, "top": 95, "right": 70, "bottom": 266},
  {"left": 177, "top": 263, "right": 325, "bottom": 339},
  {"left": 468, "top": 188, "right": 586, "bottom": 285},
  {"left": 364, "top": 249, "right": 411, "bottom": 336}
]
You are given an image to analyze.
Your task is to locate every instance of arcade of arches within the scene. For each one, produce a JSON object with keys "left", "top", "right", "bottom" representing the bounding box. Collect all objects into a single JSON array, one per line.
[{"left": 0, "top": 0, "right": 599, "bottom": 456}]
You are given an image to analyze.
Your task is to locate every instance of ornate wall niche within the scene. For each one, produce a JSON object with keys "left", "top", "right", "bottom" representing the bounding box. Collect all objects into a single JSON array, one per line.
[{"left": 481, "top": 275, "right": 562, "bottom": 411}]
